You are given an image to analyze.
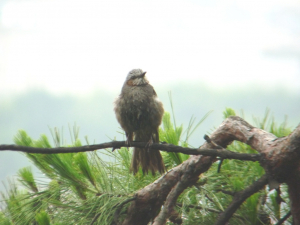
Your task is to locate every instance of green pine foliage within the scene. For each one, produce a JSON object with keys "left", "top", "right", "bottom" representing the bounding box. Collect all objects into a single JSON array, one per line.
[
  {"left": 0, "top": 108, "right": 293, "bottom": 224},
  {"left": 35, "top": 211, "right": 51, "bottom": 225},
  {"left": 159, "top": 110, "right": 212, "bottom": 167}
]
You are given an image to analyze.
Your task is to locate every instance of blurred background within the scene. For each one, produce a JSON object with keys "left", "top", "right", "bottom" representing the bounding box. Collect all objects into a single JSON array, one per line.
[{"left": 0, "top": 0, "right": 300, "bottom": 184}]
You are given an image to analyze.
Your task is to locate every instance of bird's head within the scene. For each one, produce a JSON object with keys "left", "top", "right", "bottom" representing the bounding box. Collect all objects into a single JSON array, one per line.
[{"left": 125, "top": 69, "right": 149, "bottom": 86}]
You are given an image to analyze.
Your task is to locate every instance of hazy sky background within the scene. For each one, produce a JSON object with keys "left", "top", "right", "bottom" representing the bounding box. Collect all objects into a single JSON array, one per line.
[
  {"left": 0, "top": 0, "right": 300, "bottom": 97},
  {"left": 0, "top": 0, "right": 300, "bottom": 187}
]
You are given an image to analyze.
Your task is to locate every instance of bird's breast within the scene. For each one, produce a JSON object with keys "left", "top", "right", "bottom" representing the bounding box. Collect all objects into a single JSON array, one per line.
[{"left": 115, "top": 89, "right": 163, "bottom": 132}]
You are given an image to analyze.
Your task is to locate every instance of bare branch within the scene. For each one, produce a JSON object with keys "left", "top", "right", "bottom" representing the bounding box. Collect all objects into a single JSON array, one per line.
[
  {"left": 153, "top": 164, "right": 195, "bottom": 225},
  {"left": 3, "top": 116, "right": 300, "bottom": 224},
  {"left": 214, "top": 175, "right": 268, "bottom": 225},
  {"left": 216, "top": 189, "right": 236, "bottom": 196},
  {"left": 113, "top": 197, "right": 136, "bottom": 224},
  {"left": 0, "top": 142, "right": 260, "bottom": 161},
  {"left": 176, "top": 203, "right": 245, "bottom": 221},
  {"left": 176, "top": 203, "right": 222, "bottom": 214},
  {"left": 122, "top": 154, "right": 215, "bottom": 225},
  {"left": 275, "top": 211, "right": 291, "bottom": 225}
]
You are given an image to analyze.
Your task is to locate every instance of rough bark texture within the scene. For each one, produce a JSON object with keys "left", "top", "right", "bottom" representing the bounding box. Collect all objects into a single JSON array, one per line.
[
  {"left": 214, "top": 175, "right": 268, "bottom": 225},
  {"left": 3, "top": 116, "right": 300, "bottom": 224},
  {"left": 121, "top": 155, "right": 214, "bottom": 225},
  {"left": 121, "top": 116, "right": 251, "bottom": 225},
  {"left": 121, "top": 116, "right": 300, "bottom": 225}
]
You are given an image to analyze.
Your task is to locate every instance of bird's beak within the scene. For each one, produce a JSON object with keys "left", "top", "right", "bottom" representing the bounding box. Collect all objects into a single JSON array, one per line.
[{"left": 140, "top": 71, "right": 147, "bottom": 78}]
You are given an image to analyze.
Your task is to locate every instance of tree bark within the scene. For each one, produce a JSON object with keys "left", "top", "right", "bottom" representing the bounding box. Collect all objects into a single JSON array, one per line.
[
  {"left": 121, "top": 116, "right": 300, "bottom": 225},
  {"left": 3, "top": 116, "right": 300, "bottom": 224}
]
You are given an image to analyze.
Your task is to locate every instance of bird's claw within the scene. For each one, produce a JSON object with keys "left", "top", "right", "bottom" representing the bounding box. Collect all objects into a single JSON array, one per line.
[
  {"left": 125, "top": 139, "right": 131, "bottom": 147},
  {"left": 125, "top": 133, "right": 132, "bottom": 151},
  {"left": 145, "top": 138, "right": 154, "bottom": 152},
  {"left": 145, "top": 140, "right": 153, "bottom": 148}
]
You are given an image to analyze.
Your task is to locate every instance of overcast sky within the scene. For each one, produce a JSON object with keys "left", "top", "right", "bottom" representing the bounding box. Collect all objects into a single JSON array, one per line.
[{"left": 0, "top": 0, "right": 300, "bottom": 97}]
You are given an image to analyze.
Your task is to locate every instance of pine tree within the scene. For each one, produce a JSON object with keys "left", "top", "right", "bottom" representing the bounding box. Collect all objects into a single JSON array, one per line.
[{"left": 0, "top": 109, "right": 294, "bottom": 224}]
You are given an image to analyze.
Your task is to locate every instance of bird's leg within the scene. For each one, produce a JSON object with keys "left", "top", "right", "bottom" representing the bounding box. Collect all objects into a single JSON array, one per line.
[
  {"left": 145, "top": 135, "right": 154, "bottom": 152},
  {"left": 125, "top": 132, "right": 133, "bottom": 150}
]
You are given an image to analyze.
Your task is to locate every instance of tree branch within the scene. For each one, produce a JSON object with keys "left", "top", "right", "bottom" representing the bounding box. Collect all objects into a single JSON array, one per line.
[
  {"left": 176, "top": 203, "right": 245, "bottom": 221},
  {"left": 0, "top": 142, "right": 260, "bottom": 161},
  {"left": 113, "top": 197, "right": 136, "bottom": 224},
  {"left": 152, "top": 162, "right": 196, "bottom": 225},
  {"left": 275, "top": 211, "right": 291, "bottom": 225},
  {"left": 3, "top": 116, "right": 300, "bottom": 224},
  {"left": 122, "top": 154, "right": 215, "bottom": 225},
  {"left": 176, "top": 203, "right": 222, "bottom": 214},
  {"left": 121, "top": 116, "right": 300, "bottom": 225},
  {"left": 214, "top": 175, "right": 268, "bottom": 225}
]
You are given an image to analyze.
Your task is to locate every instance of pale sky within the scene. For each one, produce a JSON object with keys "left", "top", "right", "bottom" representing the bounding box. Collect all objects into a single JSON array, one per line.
[{"left": 0, "top": 0, "right": 300, "bottom": 96}]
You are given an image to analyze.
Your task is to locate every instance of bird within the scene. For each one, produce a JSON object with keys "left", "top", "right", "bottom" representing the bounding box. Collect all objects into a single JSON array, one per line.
[{"left": 114, "top": 69, "right": 165, "bottom": 175}]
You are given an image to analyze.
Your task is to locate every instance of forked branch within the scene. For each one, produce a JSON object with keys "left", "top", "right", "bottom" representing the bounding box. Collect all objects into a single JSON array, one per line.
[{"left": 2, "top": 116, "right": 300, "bottom": 224}]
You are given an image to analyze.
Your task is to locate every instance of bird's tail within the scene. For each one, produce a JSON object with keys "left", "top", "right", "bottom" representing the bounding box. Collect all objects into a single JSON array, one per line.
[{"left": 130, "top": 131, "right": 165, "bottom": 175}]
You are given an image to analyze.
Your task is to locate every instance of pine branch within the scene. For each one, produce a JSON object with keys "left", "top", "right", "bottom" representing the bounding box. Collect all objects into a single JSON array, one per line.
[
  {"left": 176, "top": 203, "right": 221, "bottom": 214},
  {"left": 113, "top": 197, "right": 136, "bottom": 224},
  {"left": 0, "top": 142, "right": 260, "bottom": 161},
  {"left": 3, "top": 116, "right": 300, "bottom": 224},
  {"left": 175, "top": 203, "right": 245, "bottom": 220},
  {"left": 153, "top": 162, "right": 196, "bottom": 225},
  {"left": 121, "top": 117, "right": 300, "bottom": 225},
  {"left": 275, "top": 211, "right": 291, "bottom": 225},
  {"left": 214, "top": 175, "right": 268, "bottom": 225}
]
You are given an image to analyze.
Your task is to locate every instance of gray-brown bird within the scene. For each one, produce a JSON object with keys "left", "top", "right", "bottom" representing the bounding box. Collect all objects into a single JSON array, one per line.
[{"left": 114, "top": 69, "right": 165, "bottom": 175}]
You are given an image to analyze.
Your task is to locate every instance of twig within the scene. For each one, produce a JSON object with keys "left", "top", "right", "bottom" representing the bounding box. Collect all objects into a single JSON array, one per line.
[
  {"left": 275, "top": 211, "right": 291, "bottom": 225},
  {"left": 204, "top": 135, "right": 225, "bottom": 173},
  {"left": 122, "top": 117, "right": 300, "bottom": 224},
  {"left": 90, "top": 213, "right": 101, "bottom": 225},
  {"left": 214, "top": 175, "right": 268, "bottom": 225},
  {"left": 176, "top": 203, "right": 221, "bottom": 214},
  {"left": 0, "top": 142, "right": 261, "bottom": 161},
  {"left": 153, "top": 164, "right": 194, "bottom": 225},
  {"left": 217, "top": 189, "right": 236, "bottom": 196},
  {"left": 176, "top": 203, "right": 244, "bottom": 220},
  {"left": 275, "top": 187, "right": 286, "bottom": 204},
  {"left": 217, "top": 158, "right": 224, "bottom": 173},
  {"left": 113, "top": 197, "right": 136, "bottom": 224}
]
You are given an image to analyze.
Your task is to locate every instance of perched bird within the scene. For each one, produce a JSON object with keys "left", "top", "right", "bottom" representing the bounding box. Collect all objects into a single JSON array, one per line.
[{"left": 114, "top": 69, "right": 165, "bottom": 175}]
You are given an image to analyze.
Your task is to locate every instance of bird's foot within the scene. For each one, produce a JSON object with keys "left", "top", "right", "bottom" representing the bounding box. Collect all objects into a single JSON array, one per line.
[
  {"left": 125, "top": 139, "right": 131, "bottom": 151},
  {"left": 145, "top": 138, "right": 154, "bottom": 151},
  {"left": 125, "top": 132, "right": 133, "bottom": 151},
  {"left": 125, "top": 139, "right": 131, "bottom": 147}
]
